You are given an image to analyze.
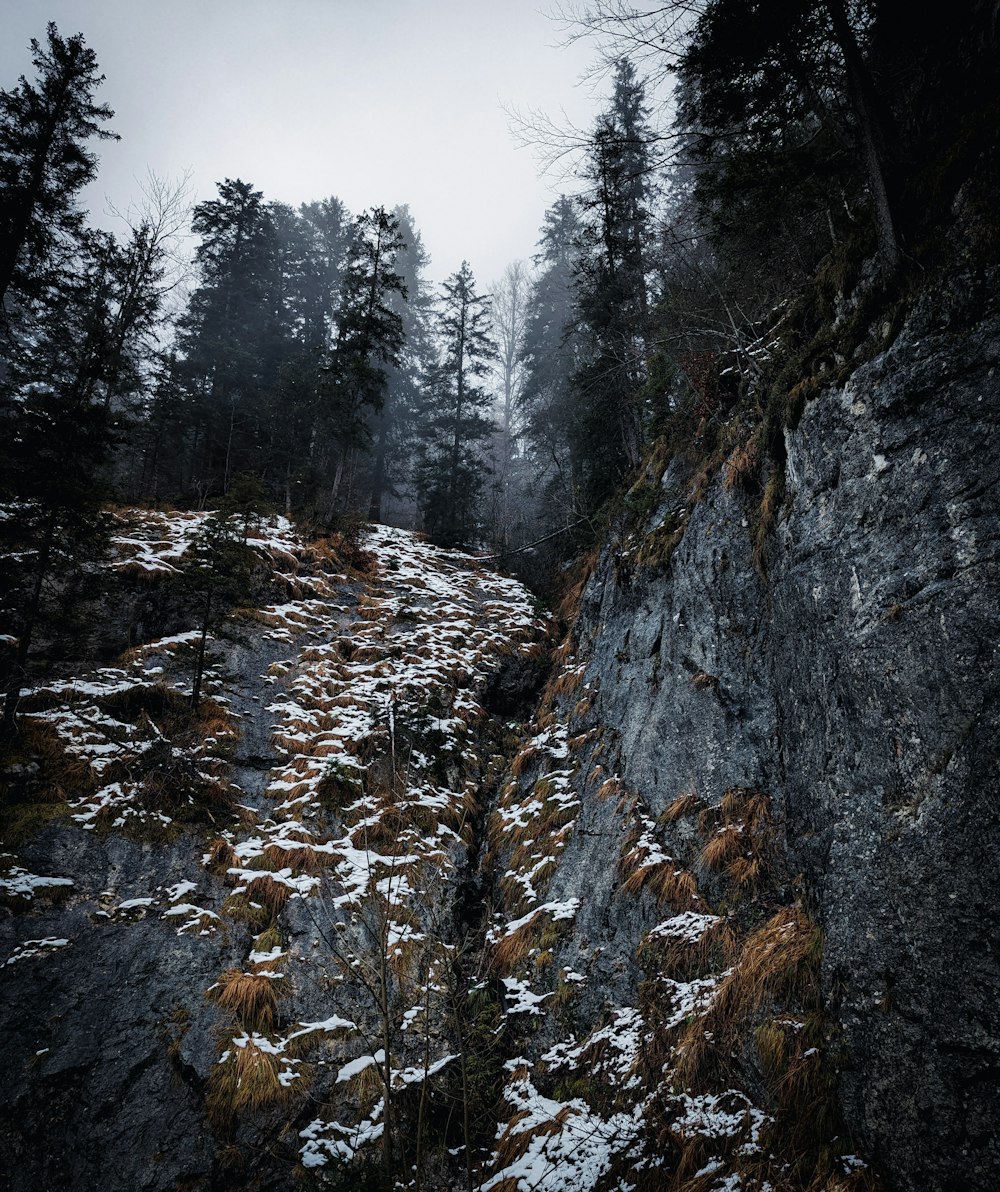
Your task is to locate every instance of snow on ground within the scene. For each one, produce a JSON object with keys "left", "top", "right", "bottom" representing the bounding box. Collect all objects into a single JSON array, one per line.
[
  {"left": 0, "top": 858, "right": 73, "bottom": 903},
  {"left": 268, "top": 526, "right": 548, "bottom": 1171},
  {"left": 11, "top": 510, "right": 339, "bottom": 839},
  {"left": 482, "top": 1070, "right": 646, "bottom": 1192},
  {"left": 226, "top": 525, "right": 546, "bottom": 921},
  {"left": 494, "top": 723, "right": 581, "bottom": 917},
  {"left": 106, "top": 508, "right": 303, "bottom": 575},
  {"left": 4, "top": 509, "right": 789, "bottom": 1189},
  {"left": 4, "top": 936, "right": 71, "bottom": 966},
  {"left": 109, "top": 520, "right": 551, "bottom": 1173}
]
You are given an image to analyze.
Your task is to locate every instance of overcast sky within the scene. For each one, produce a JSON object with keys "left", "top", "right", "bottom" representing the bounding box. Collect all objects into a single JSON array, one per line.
[{"left": 1, "top": 0, "right": 604, "bottom": 286}]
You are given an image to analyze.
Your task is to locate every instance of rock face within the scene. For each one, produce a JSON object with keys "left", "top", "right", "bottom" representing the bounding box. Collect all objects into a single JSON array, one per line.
[
  {"left": 1, "top": 519, "right": 548, "bottom": 1191},
  {"left": 545, "top": 274, "right": 1000, "bottom": 1189},
  {"left": 2, "top": 280, "right": 997, "bottom": 1192}
]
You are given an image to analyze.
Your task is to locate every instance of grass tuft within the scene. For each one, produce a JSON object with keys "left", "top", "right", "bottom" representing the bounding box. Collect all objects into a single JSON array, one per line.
[
  {"left": 209, "top": 968, "right": 283, "bottom": 1033},
  {"left": 205, "top": 1038, "right": 296, "bottom": 1126}
]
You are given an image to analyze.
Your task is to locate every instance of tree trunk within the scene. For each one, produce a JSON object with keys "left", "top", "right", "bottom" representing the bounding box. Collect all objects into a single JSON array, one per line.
[
  {"left": 454, "top": 992, "right": 473, "bottom": 1192},
  {"left": 190, "top": 594, "right": 211, "bottom": 710},
  {"left": 414, "top": 966, "right": 433, "bottom": 1192},
  {"left": 1, "top": 516, "right": 56, "bottom": 738},
  {"left": 222, "top": 396, "right": 237, "bottom": 493},
  {"left": 368, "top": 414, "right": 389, "bottom": 524},
  {"left": 824, "top": 0, "right": 901, "bottom": 271},
  {"left": 379, "top": 941, "right": 394, "bottom": 1187},
  {"left": 448, "top": 307, "right": 467, "bottom": 542}
]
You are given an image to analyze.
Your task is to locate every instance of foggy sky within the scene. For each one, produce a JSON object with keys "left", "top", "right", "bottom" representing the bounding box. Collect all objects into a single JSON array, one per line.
[{"left": 1, "top": 0, "right": 602, "bottom": 287}]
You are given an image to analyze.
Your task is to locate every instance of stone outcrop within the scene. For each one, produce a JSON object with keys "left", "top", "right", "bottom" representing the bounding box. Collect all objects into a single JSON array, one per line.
[
  {"left": 517, "top": 271, "right": 1000, "bottom": 1190},
  {"left": 2, "top": 276, "right": 997, "bottom": 1191}
]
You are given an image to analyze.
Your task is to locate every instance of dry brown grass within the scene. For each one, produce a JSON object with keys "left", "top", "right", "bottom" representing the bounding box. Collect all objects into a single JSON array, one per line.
[
  {"left": 209, "top": 968, "right": 282, "bottom": 1032},
  {"left": 547, "top": 666, "right": 586, "bottom": 700},
  {"left": 674, "top": 906, "right": 821, "bottom": 1086},
  {"left": 724, "top": 786, "right": 773, "bottom": 839},
  {"left": 620, "top": 806, "right": 699, "bottom": 908},
  {"left": 510, "top": 744, "right": 542, "bottom": 777},
  {"left": 491, "top": 912, "right": 570, "bottom": 976},
  {"left": 697, "top": 787, "right": 775, "bottom": 892},
  {"left": 349, "top": 1058, "right": 386, "bottom": 1110},
  {"left": 700, "top": 824, "right": 744, "bottom": 871},
  {"left": 12, "top": 718, "right": 94, "bottom": 798},
  {"left": 596, "top": 777, "right": 626, "bottom": 803},
  {"left": 491, "top": 913, "right": 544, "bottom": 973},
  {"left": 622, "top": 862, "right": 699, "bottom": 908},
  {"left": 386, "top": 912, "right": 425, "bottom": 979},
  {"left": 724, "top": 427, "right": 763, "bottom": 492},
  {"left": 252, "top": 925, "right": 283, "bottom": 954},
  {"left": 242, "top": 875, "right": 291, "bottom": 922},
  {"left": 551, "top": 636, "right": 576, "bottom": 667},
  {"left": 752, "top": 470, "right": 785, "bottom": 574},
  {"left": 314, "top": 764, "right": 363, "bottom": 811},
  {"left": 660, "top": 790, "right": 705, "bottom": 823},
  {"left": 260, "top": 842, "right": 323, "bottom": 874},
  {"left": 349, "top": 802, "right": 409, "bottom": 851},
  {"left": 195, "top": 698, "right": 239, "bottom": 744},
  {"left": 205, "top": 1039, "right": 296, "bottom": 1125},
  {"left": 207, "top": 837, "right": 239, "bottom": 877},
  {"left": 644, "top": 916, "right": 736, "bottom": 979},
  {"left": 560, "top": 546, "right": 600, "bottom": 618},
  {"left": 535, "top": 797, "right": 577, "bottom": 837}
]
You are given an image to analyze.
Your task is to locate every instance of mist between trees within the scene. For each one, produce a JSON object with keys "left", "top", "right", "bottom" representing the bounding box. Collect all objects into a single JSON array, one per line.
[{"left": 2, "top": 4, "right": 997, "bottom": 655}]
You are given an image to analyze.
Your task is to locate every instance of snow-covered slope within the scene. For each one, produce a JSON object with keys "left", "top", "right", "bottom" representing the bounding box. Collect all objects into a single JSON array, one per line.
[{"left": 1, "top": 512, "right": 549, "bottom": 1190}]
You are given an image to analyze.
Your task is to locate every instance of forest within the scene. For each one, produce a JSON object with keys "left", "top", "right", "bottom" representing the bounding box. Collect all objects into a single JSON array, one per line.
[
  {"left": 1, "top": 3, "right": 999, "bottom": 1191},
  {"left": 3, "top": 4, "right": 996, "bottom": 681}
]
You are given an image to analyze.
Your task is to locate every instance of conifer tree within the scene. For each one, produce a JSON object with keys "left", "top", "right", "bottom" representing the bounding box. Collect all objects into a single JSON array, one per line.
[
  {"left": 317, "top": 206, "right": 407, "bottom": 511},
  {"left": 572, "top": 59, "right": 653, "bottom": 506},
  {"left": 416, "top": 262, "right": 496, "bottom": 547},
  {"left": 175, "top": 178, "right": 279, "bottom": 494},
  {"left": 520, "top": 196, "right": 586, "bottom": 520},
  {"left": 0, "top": 30, "right": 172, "bottom": 735},
  {"left": 0, "top": 23, "right": 117, "bottom": 315},
  {"left": 180, "top": 512, "right": 260, "bottom": 709},
  {"left": 0, "top": 219, "right": 176, "bottom": 734},
  {"left": 0, "top": 378, "right": 116, "bottom": 735},
  {"left": 367, "top": 205, "right": 434, "bottom": 523},
  {"left": 297, "top": 196, "right": 351, "bottom": 348}
]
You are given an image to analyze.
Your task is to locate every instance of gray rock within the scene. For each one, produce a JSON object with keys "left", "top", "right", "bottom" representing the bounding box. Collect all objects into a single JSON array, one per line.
[{"left": 537, "top": 273, "right": 1000, "bottom": 1190}]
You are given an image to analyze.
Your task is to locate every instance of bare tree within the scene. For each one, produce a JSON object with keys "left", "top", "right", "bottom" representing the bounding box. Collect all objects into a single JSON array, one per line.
[
  {"left": 487, "top": 261, "right": 531, "bottom": 551},
  {"left": 491, "top": 262, "right": 530, "bottom": 451}
]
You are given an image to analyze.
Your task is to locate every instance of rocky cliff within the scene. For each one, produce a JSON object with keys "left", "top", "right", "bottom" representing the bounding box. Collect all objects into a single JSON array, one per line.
[
  {"left": 2, "top": 274, "right": 997, "bottom": 1192},
  {"left": 482, "top": 270, "right": 999, "bottom": 1191}
]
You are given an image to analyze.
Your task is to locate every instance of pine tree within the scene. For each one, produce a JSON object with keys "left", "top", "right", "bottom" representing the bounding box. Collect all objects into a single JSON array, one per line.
[
  {"left": 0, "top": 26, "right": 172, "bottom": 733},
  {"left": 316, "top": 206, "right": 407, "bottom": 512},
  {"left": 484, "top": 260, "right": 531, "bottom": 552},
  {"left": 0, "top": 22, "right": 118, "bottom": 315},
  {"left": 367, "top": 205, "right": 434, "bottom": 523},
  {"left": 520, "top": 196, "right": 586, "bottom": 521},
  {"left": 416, "top": 262, "right": 496, "bottom": 547},
  {"left": 297, "top": 196, "right": 351, "bottom": 349},
  {"left": 180, "top": 513, "right": 260, "bottom": 709},
  {"left": 572, "top": 59, "right": 653, "bottom": 506},
  {"left": 0, "top": 382, "right": 116, "bottom": 734},
  {"left": 679, "top": 0, "right": 900, "bottom": 271},
  {"left": 175, "top": 178, "right": 280, "bottom": 494}
]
